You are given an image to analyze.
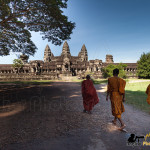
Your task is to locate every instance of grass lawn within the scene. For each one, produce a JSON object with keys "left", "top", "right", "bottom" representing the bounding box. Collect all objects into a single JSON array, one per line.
[
  {"left": 125, "top": 80, "right": 150, "bottom": 113},
  {"left": 92, "top": 79, "right": 107, "bottom": 84}
]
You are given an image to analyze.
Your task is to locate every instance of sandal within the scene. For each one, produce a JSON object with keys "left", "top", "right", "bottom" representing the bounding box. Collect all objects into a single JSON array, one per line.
[
  {"left": 120, "top": 124, "right": 126, "bottom": 130},
  {"left": 112, "top": 120, "right": 117, "bottom": 125}
]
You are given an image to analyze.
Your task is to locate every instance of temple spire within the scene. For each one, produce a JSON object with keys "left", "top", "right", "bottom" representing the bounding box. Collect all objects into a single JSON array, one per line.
[
  {"left": 44, "top": 44, "right": 54, "bottom": 62},
  {"left": 105, "top": 54, "right": 114, "bottom": 63},
  {"left": 81, "top": 44, "right": 87, "bottom": 53},
  {"left": 61, "top": 41, "right": 71, "bottom": 55},
  {"left": 78, "top": 44, "right": 88, "bottom": 61}
]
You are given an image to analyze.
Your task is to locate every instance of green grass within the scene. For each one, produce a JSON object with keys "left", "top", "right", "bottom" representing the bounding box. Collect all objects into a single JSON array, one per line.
[
  {"left": 125, "top": 81, "right": 150, "bottom": 113},
  {"left": 92, "top": 79, "right": 107, "bottom": 84}
]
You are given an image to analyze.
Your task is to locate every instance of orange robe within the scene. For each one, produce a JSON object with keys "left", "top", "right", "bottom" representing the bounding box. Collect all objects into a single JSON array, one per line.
[
  {"left": 146, "top": 84, "right": 150, "bottom": 105},
  {"left": 82, "top": 79, "right": 99, "bottom": 111},
  {"left": 107, "top": 77, "right": 126, "bottom": 118}
]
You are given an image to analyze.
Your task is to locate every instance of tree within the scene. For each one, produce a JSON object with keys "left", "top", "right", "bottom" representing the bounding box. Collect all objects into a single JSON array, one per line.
[
  {"left": 0, "top": 0, "right": 75, "bottom": 56},
  {"left": 12, "top": 59, "right": 24, "bottom": 74},
  {"left": 137, "top": 52, "right": 150, "bottom": 79},
  {"left": 102, "top": 63, "right": 127, "bottom": 79}
]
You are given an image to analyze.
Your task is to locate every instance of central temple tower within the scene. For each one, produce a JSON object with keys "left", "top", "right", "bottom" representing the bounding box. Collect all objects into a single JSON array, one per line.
[
  {"left": 61, "top": 41, "right": 71, "bottom": 57},
  {"left": 78, "top": 44, "right": 88, "bottom": 61},
  {"left": 44, "top": 45, "right": 54, "bottom": 62}
]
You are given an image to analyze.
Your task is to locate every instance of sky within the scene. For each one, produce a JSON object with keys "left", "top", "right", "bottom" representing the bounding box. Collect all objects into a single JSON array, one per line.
[{"left": 1, "top": 0, "right": 150, "bottom": 64}]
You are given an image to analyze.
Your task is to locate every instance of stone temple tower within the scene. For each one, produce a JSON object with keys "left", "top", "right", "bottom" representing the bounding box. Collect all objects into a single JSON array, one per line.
[
  {"left": 44, "top": 45, "right": 54, "bottom": 62},
  {"left": 105, "top": 54, "right": 114, "bottom": 63},
  {"left": 61, "top": 41, "right": 71, "bottom": 57},
  {"left": 78, "top": 44, "right": 88, "bottom": 62}
]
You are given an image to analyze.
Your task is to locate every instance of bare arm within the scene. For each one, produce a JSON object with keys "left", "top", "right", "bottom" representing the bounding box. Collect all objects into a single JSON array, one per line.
[{"left": 146, "top": 84, "right": 150, "bottom": 95}]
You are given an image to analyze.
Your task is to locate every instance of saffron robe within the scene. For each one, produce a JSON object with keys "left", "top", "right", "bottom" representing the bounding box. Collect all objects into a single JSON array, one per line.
[
  {"left": 107, "top": 77, "right": 126, "bottom": 118},
  {"left": 146, "top": 84, "right": 150, "bottom": 105},
  {"left": 82, "top": 79, "right": 99, "bottom": 111}
]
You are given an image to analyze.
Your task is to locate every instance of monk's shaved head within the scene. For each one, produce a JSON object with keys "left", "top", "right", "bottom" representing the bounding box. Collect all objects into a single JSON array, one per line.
[
  {"left": 86, "top": 75, "right": 91, "bottom": 79},
  {"left": 113, "top": 68, "right": 119, "bottom": 75}
]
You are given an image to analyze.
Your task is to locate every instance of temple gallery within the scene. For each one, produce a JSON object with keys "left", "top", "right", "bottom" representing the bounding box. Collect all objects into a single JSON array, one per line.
[{"left": 0, "top": 41, "right": 137, "bottom": 80}]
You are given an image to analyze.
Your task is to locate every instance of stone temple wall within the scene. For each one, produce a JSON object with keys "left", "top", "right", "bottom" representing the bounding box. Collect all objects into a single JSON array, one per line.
[{"left": 0, "top": 41, "right": 138, "bottom": 80}]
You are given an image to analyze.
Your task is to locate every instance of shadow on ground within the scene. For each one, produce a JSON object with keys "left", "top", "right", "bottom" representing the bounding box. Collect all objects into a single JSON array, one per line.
[{"left": 0, "top": 82, "right": 149, "bottom": 150}]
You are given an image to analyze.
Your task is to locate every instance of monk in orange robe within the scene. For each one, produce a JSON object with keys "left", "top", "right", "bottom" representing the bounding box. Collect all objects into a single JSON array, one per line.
[
  {"left": 106, "top": 68, "right": 126, "bottom": 129},
  {"left": 146, "top": 84, "right": 150, "bottom": 105},
  {"left": 82, "top": 75, "right": 99, "bottom": 114}
]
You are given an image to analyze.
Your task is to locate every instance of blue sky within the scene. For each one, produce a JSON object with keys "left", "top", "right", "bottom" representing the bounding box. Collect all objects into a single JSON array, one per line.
[{"left": 1, "top": 0, "right": 150, "bottom": 64}]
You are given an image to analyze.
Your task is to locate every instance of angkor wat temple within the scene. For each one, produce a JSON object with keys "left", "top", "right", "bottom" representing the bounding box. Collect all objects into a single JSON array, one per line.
[{"left": 0, "top": 41, "right": 137, "bottom": 80}]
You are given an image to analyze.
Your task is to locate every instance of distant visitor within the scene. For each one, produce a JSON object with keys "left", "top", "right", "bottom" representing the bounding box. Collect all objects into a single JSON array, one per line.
[
  {"left": 81, "top": 75, "right": 99, "bottom": 114},
  {"left": 146, "top": 84, "right": 150, "bottom": 105},
  {"left": 106, "top": 68, "right": 126, "bottom": 129}
]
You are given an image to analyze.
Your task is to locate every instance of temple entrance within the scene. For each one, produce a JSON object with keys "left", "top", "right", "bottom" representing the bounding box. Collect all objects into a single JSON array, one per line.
[
  {"left": 65, "top": 64, "right": 69, "bottom": 71},
  {"left": 71, "top": 68, "right": 76, "bottom": 76}
]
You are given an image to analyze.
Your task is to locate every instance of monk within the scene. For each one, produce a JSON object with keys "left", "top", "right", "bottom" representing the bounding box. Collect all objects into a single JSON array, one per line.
[
  {"left": 106, "top": 68, "right": 126, "bottom": 129},
  {"left": 146, "top": 84, "right": 150, "bottom": 105},
  {"left": 82, "top": 75, "right": 99, "bottom": 114}
]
